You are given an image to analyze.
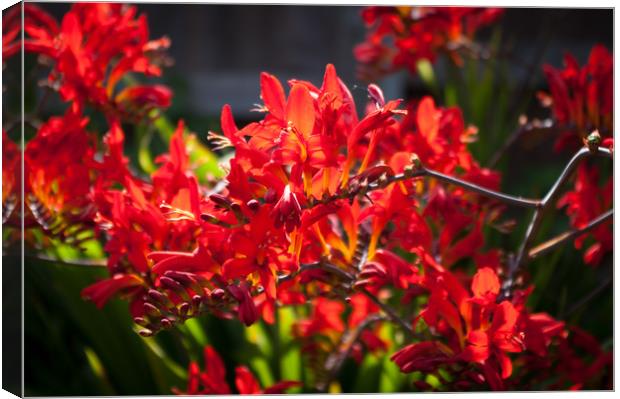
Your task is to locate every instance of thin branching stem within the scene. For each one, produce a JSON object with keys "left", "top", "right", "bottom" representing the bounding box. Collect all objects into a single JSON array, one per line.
[
  {"left": 528, "top": 209, "right": 613, "bottom": 260},
  {"left": 502, "top": 146, "right": 612, "bottom": 298},
  {"left": 424, "top": 169, "right": 541, "bottom": 208}
]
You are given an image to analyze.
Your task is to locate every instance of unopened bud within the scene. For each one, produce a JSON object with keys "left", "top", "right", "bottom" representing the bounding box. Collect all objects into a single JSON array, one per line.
[
  {"left": 246, "top": 199, "right": 260, "bottom": 212},
  {"left": 200, "top": 213, "right": 220, "bottom": 224},
  {"left": 178, "top": 302, "right": 190, "bottom": 317},
  {"left": 377, "top": 173, "right": 389, "bottom": 187},
  {"left": 586, "top": 130, "right": 602, "bottom": 153},
  {"left": 133, "top": 317, "right": 149, "bottom": 327},
  {"left": 192, "top": 295, "right": 203, "bottom": 309},
  {"left": 160, "top": 318, "right": 173, "bottom": 329},
  {"left": 148, "top": 289, "right": 172, "bottom": 307},
  {"left": 404, "top": 154, "right": 422, "bottom": 178},
  {"left": 210, "top": 288, "right": 226, "bottom": 301},
  {"left": 160, "top": 276, "right": 185, "bottom": 292},
  {"left": 144, "top": 302, "right": 162, "bottom": 317},
  {"left": 410, "top": 153, "right": 421, "bottom": 169},
  {"left": 367, "top": 83, "right": 385, "bottom": 108},
  {"left": 209, "top": 193, "right": 233, "bottom": 209},
  {"left": 138, "top": 329, "right": 153, "bottom": 337}
]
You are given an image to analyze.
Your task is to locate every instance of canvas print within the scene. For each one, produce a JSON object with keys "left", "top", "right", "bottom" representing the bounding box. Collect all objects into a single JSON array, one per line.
[{"left": 1, "top": 2, "right": 613, "bottom": 395}]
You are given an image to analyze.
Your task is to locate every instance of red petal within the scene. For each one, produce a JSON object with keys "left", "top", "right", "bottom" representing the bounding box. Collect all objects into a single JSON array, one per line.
[
  {"left": 204, "top": 346, "right": 227, "bottom": 382},
  {"left": 471, "top": 267, "right": 500, "bottom": 299},
  {"left": 260, "top": 72, "right": 286, "bottom": 120},
  {"left": 234, "top": 366, "right": 261, "bottom": 394},
  {"left": 263, "top": 381, "right": 302, "bottom": 394},
  {"left": 417, "top": 96, "right": 439, "bottom": 142},
  {"left": 220, "top": 104, "right": 239, "bottom": 138},
  {"left": 286, "top": 83, "right": 315, "bottom": 138}
]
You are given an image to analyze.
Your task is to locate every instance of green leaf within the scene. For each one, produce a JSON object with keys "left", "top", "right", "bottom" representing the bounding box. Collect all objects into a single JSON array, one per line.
[
  {"left": 182, "top": 318, "right": 209, "bottom": 347},
  {"left": 249, "top": 357, "right": 274, "bottom": 388},
  {"left": 185, "top": 132, "right": 224, "bottom": 180},
  {"left": 352, "top": 354, "right": 381, "bottom": 393},
  {"left": 137, "top": 125, "right": 157, "bottom": 174},
  {"left": 277, "top": 308, "right": 302, "bottom": 384}
]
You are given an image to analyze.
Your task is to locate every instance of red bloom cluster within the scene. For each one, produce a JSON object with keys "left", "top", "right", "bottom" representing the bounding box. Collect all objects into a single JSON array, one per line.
[
  {"left": 176, "top": 345, "right": 300, "bottom": 394},
  {"left": 392, "top": 267, "right": 561, "bottom": 390},
  {"left": 354, "top": 6, "right": 503, "bottom": 79},
  {"left": 3, "top": 3, "right": 171, "bottom": 120},
  {"left": 541, "top": 45, "right": 613, "bottom": 151},
  {"left": 2, "top": 3, "right": 174, "bottom": 249},
  {"left": 135, "top": 64, "right": 502, "bottom": 333},
  {"left": 542, "top": 45, "right": 613, "bottom": 266}
]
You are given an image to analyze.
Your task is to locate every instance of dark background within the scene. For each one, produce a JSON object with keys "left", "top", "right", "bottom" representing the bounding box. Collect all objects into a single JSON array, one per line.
[{"left": 39, "top": 4, "right": 613, "bottom": 119}]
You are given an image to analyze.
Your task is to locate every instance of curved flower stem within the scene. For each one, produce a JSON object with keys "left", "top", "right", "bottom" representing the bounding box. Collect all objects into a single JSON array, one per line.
[
  {"left": 528, "top": 209, "right": 613, "bottom": 260},
  {"left": 502, "top": 146, "right": 613, "bottom": 298},
  {"left": 318, "top": 168, "right": 542, "bottom": 210},
  {"left": 423, "top": 169, "right": 541, "bottom": 208}
]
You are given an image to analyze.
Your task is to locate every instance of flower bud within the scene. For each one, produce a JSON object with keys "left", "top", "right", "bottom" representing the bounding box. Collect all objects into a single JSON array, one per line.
[
  {"left": 160, "top": 276, "right": 185, "bottom": 292},
  {"left": 178, "top": 302, "right": 190, "bottom": 317},
  {"left": 246, "top": 199, "right": 260, "bottom": 212},
  {"left": 586, "top": 130, "right": 602, "bottom": 153},
  {"left": 209, "top": 193, "right": 233, "bottom": 209},
  {"left": 210, "top": 288, "right": 226, "bottom": 301},
  {"left": 271, "top": 185, "right": 302, "bottom": 233},
  {"left": 160, "top": 318, "right": 173, "bottom": 329},
  {"left": 200, "top": 213, "right": 220, "bottom": 224},
  {"left": 138, "top": 329, "right": 153, "bottom": 337},
  {"left": 148, "top": 289, "right": 173, "bottom": 308},
  {"left": 144, "top": 302, "right": 162, "bottom": 317},
  {"left": 133, "top": 317, "right": 149, "bottom": 327},
  {"left": 191, "top": 295, "right": 204, "bottom": 313},
  {"left": 367, "top": 83, "right": 385, "bottom": 108},
  {"left": 228, "top": 283, "right": 258, "bottom": 326}
]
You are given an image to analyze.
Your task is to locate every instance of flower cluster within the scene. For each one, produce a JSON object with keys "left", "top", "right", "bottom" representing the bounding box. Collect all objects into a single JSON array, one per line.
[
  {"left": 354, "top": 6, "right": 503, "bottom": 79},
  {"left": 3, "top": 3, "right": 171, "bottom": 120},
  {"left": 2, "top": 3, "right": 173, "bottom": 249},
  {"left": 540, "top": 45, "right": 613, "bottom": 151},
  {"left": 174, "top": 346, "right": 301, "bottom": 395},
  {"left": 541, "top": 45, "right": 613, "bottom": 266},
  {"left": 5, "top": 4, "right": 613, "bottom": 393}
]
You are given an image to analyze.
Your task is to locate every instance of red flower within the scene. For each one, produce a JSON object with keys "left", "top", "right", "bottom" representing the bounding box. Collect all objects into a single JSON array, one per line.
[
  {"left": 178, "top": 345, "right": 300, "bottom": 395},
  {"left": 395, "top": 267, "right": 529, "bottom": 389},
  {"left": 2, "top": 4, "right": 60, "bottom": 60},
  {"left": 228, "top": 282, "right": 259, "bottom": 326},
  {"left": 391, "top": 341, "right": 453, "bottom": 373},
  {"left": 542, "top": 44, "right": 613, "bottom": 151},
  {"left": 355, "top": 7, "right": 503, "bottom": 79},
  {"left": 9, "top": 3, "right": 172, "bottom": 119},
  {"left": 81, "top": 274, "right": 144, "bottom": 309},
  {"left": 271, "top": 184, "right": 303, "bottom": 233},
  {"left": 557, "top": 163, "right": 612, "bottom": 266}
]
